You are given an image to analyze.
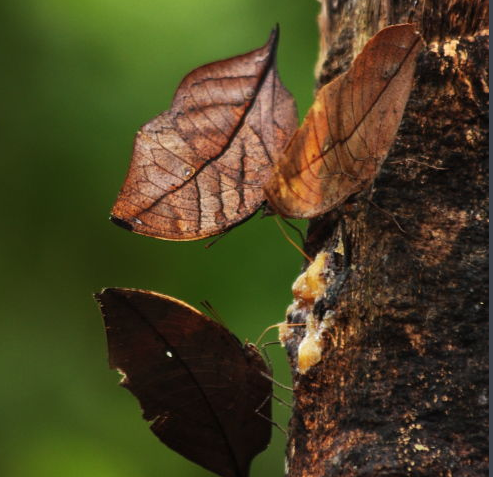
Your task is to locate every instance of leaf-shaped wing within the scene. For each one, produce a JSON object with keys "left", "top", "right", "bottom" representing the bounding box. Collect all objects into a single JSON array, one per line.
[
  {"left": 111, "top": 27, "right": 297, "bottom": 240},
  {"left": 264, "top": 24, "right": 424, "bottom": 218},
  {"left": 96, "top": 288, "right": 272, "bottom": 477}
]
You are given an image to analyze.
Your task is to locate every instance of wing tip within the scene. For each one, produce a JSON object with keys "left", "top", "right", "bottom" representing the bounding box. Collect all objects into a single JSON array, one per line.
[
  {"left": 110, "top": 214, "right": 134, "bottom": 232},
  {"left": 268, "top": 23, "right": 280, "bottom": 51}
]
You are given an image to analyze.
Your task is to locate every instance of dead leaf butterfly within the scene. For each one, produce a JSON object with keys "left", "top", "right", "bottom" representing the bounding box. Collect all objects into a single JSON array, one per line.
[
  {"left": 95, "top": 288, "right": 272, "bottom": 477},
  {"left": 264, "top": 23, "right": 424, "bottom": 218},
  {"left": 111, "top": 26, "right": 298, "bottom": 240},
  {"left": 111, "top": 24, "right": 422, "bottom": 240}
]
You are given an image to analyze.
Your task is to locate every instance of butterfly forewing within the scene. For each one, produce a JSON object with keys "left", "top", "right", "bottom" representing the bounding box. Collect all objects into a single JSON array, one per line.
[
  {"left": 264, "top": 24, "right": 424, "bottom": 218},
  {"left": 96, "top": 288, "right": 272, "bottom": 477},
  {"left": 111, "top": 27, "right": 297, "bottom": 240}
]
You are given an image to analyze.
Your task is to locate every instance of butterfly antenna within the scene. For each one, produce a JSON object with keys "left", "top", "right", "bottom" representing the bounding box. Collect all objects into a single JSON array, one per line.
[
  {"left": 256, "top": 323, "right": 305, "bottom": 370},
  {"left": 275, "top": 216, "right": 313, "bottom": 262},
  {"left": 204, "top": 231, "right": 230, "bottom": 249},
  {"left": 200, "top": 300, "right": 226, "bottom": 326},
  {"left": 281, "top": 217, "right": 305, "bottom": 242},
  {"left": 256, "top": 323, "right": 282, "bottom": 347},
  {"left": 256, "top": 322, "right": 306, "bottom": 347}
]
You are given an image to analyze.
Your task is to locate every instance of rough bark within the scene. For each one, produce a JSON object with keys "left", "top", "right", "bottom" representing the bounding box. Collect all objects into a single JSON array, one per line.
[{"left": 283, "top": 1, "right": 489, "bottom": 476}]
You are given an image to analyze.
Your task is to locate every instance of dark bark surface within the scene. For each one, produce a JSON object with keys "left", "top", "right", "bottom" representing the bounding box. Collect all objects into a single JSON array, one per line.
[{"left": 283, "top": 1, "right": 488, "bottom": 476}]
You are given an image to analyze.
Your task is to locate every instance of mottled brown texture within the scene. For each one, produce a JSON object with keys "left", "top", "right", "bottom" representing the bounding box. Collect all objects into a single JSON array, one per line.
[
  {"left": 284, "top": 1, "right": 488, "bottom": 476},
  {"left": 264, "top": 24, "right": 423, "bottom": 219},
  {"left": 96, "top": 288, "right": 272, "bottom": 477},
  {"left": 111, "top": 27, "right": 297, "bottom": 241}
]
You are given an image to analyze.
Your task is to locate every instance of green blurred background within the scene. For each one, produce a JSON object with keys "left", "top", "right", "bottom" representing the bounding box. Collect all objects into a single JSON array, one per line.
[{"left": 1, "top": 1, "right": 319, "bottom": 475}]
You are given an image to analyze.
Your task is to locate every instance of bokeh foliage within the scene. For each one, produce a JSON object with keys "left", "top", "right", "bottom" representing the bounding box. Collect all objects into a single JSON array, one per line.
[{"left": 1, "top": 1, "right": 318, "bottom": 476}]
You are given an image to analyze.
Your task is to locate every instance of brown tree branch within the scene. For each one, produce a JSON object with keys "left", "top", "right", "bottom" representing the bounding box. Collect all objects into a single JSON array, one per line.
[{"left": 284, "top": 1, "right": 488, "bottom": 475}]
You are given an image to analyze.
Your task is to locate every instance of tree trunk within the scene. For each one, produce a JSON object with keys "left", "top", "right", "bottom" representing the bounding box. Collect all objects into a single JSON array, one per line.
[{"left": 283, "top": 1, "right": 488, "bottom": 476}]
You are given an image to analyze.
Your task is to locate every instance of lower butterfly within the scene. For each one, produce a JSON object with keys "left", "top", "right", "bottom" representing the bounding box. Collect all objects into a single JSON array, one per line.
[{"left": 95, "top": 288, "right": 272, "bottom": 477}]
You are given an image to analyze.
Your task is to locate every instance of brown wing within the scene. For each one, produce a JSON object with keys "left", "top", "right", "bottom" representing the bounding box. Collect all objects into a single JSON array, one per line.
[
  {"left": 96, "top": 288, "right": 272, "bottom": 477},
  {"left": 264, "top": 24, "right": 424, "bottom": 218},
  {"left": 111, "top": 27, "right": 297, "bottom": 240}
]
